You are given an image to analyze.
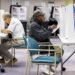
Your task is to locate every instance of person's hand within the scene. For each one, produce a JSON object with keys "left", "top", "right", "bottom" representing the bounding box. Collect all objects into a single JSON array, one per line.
[
  {"left": 48, "top": 25, "right": 57, "bottom": 30},
  {"left": 1, "top": 29, "right": 12, "bottom": 34}
]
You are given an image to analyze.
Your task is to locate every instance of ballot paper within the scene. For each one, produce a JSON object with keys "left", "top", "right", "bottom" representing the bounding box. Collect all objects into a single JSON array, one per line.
[
  {"left": 52, "top": 25, "right": 60, "bottom": 33},
  {"left": 0, "top": 33, "right": 7, "bottom": 38}
]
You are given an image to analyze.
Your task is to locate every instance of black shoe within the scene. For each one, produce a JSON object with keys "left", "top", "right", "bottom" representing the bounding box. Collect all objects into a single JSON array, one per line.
[
  {"left": 0, "top": 58, "right": 5, "bottom": 64},
  {"left": 7, "top": 58, "right": 17, "bottom": 66}
]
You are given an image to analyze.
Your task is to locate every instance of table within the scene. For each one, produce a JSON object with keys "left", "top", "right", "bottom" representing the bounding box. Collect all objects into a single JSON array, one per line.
[
  {"left": 58, "top": 35, "right": 75, "bottom": 75},
  {"left": 0, "top": 33, "right": 7, "bottom": 37}
]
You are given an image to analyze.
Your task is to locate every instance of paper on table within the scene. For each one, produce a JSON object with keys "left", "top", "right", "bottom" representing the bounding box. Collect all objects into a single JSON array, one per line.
[
  {"left": 0, "top": 33, "right": 7, "bottom": 37},
  {"left": 52, "top": 25, "right": 60, "bottom": 33}
]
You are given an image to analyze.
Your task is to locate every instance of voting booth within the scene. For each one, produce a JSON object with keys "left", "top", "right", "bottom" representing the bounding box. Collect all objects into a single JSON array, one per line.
[
  {"left": 10, "top": 5, "right": 27, "bottom": 35},
  {"left": 10, "top": 6, "right": 27, "bottom": 21},
  {"left": 59, "top": 0, "right": 75, "bottom": 38}
]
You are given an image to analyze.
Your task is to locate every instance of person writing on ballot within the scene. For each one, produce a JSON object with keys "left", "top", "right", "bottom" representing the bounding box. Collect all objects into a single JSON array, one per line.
[{"left": 0, "top": 13, "right": 25, "bottom": 65}]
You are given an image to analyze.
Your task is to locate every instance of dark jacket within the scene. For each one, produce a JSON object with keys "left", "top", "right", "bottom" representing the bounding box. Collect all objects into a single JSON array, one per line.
[{"left": 29, "top": 20, "right": 53, "bottom": 42}]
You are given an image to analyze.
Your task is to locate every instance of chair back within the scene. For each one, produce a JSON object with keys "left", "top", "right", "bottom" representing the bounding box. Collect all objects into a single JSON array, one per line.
[{"left": 26, "top": 36, "right": 39, "bottom": 56}]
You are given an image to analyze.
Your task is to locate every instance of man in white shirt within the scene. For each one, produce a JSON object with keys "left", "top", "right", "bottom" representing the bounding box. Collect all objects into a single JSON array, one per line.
[{"left": 0, "top": 13, "right": 25, "bottom": 65}]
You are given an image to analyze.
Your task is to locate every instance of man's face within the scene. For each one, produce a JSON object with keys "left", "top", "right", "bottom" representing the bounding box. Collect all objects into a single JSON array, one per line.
[
  {"left": 37, "top": 15, "right": 45, "bottom": 22},
  {"left": 3, "top": 17, "right": 11, "bottom": 24}
]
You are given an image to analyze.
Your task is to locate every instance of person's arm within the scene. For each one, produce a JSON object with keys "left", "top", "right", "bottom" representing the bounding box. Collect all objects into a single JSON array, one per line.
[
  {"left": 30, "top": 23, "right": 53, "bottom": 40},
  {"left": 1, "top": 22, "right": 17, "bottom": 34},
  {"left": 48, "top": 25, "right": 57, "bottom": 30},
  {"left": 1, "top": 29, "right": 12, "bottom": 34}
]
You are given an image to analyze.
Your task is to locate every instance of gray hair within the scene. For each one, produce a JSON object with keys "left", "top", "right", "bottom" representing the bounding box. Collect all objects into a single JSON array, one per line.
[
  {"left": 33, "top": 11, "right": 44, "bottom": 20},
  {"left": 3, "top": 13, "right": 12, "bottom": 18}
]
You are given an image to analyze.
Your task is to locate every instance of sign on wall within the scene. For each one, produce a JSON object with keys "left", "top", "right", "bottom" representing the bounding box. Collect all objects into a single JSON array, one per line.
[{"left": 11, "top": 6, "right": 27, "bottom": 21}]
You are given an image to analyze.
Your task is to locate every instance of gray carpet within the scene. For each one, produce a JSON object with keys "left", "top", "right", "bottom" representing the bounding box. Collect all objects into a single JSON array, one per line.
[{"left": 0, "top": 38, "right": 75, "bottom": 75}]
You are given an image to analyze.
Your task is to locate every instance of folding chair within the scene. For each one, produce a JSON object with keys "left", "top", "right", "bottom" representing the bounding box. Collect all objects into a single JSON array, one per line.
[
  {"left": 12, "top": 39, "right": 27, "bottom": 57},
  {"left": 8, "top": 34, "right": 27, "bottom": 66},
  {"left": 25, "top": 36, "right": 61, "bottom": 75}
]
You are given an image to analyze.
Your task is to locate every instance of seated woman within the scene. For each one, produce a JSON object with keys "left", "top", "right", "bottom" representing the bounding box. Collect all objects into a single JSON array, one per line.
[{"left": 29, "top": 11, "right": 64, "bottom": 75}]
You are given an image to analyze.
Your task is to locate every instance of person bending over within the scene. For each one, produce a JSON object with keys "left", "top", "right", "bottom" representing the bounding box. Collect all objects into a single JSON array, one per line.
[{"left": 0, "top": 13, "right": 25, "bottom": 65}]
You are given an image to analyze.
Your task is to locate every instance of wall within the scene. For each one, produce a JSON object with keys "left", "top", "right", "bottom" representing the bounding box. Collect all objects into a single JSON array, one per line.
[
  {"left": 54, "top": 0, "right": 65, "bottom": 6},
  {"left": 0, "top": 0, "right": 65, "bottom": 21},
  {"left": 16, "top": 0, "right": 52, "bottom": 21},
  {"left": 0, "top": 0, "right": 55, "bottom": 21},
  {"left": 0, "top": 0, "right": 1, "bottom": 9},
  {"left": 0, "top": 0, "right": 12, "bottom": 11}
]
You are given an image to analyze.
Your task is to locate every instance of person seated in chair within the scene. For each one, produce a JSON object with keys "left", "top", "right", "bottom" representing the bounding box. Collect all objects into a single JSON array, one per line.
[
  {"left": 44, "top": 18, "right": 59, "bottom": 36},
  {"left": 29, "top": 11, "right": 57, "bottom": 42},
  {"left": 29, "top": 11, "right": 64, "bottom": 75},
  {"left": 0, "top": 13, "right": 25, "bottom": 65}
]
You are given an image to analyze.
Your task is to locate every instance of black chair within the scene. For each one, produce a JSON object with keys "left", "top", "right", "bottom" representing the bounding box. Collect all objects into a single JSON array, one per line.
[{"left": 21, "top": 21, "right": 27, "bottom": 35}]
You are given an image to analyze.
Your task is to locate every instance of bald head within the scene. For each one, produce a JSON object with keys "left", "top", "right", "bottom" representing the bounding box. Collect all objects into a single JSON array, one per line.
[
  {"left": 3, "top": 13, "right": 11, "bottom": 18},
  {"left": 3, "top": 13, "right": 12, "bottom": 24}
]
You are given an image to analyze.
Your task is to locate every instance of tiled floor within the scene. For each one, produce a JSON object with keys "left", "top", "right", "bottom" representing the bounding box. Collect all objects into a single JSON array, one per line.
[{"left": 0, "top": 38, "right": 75, "bottom": 75}]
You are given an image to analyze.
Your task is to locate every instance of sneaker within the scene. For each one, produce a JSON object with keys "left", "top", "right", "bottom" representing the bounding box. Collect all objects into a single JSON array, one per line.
[
  {"left": 7, "top": 58, "right": 17, "bottom": 66},
  {"left": 42, "top": 70, "right": 54, "bottom": 75},
  {"left": 41, "top": 66, "right": 54, "bottom": 75},
  {"left": 51, "top": 66, "right": 56, "bottom": 72},
  {"left": 0, "top": 58, "right": 5, "bottom": 64},
  {"left": 51, "top": 65, "right": 58, "bottom": 72}
]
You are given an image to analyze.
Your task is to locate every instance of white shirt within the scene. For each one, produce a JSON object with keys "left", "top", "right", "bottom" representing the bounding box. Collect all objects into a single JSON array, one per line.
[{"left": 7, "top": 17, "right": 25, "bottom": 39}]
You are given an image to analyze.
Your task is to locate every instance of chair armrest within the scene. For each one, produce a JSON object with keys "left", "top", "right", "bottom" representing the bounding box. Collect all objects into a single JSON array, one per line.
[
  {"left": 28, "top": 49, "right": 56, "bottom": 52},
  {"left": 39, "top": 44, "right": 60, "bottom": 47},
  {"left": 38, "top": 42, "right": 50, "bottom": 45},
  {"left": 13, "top": 38, "right": 24, "bottom": 40},
  {"left": 29, "top": 48, "right": 57, "bottom": 58}
]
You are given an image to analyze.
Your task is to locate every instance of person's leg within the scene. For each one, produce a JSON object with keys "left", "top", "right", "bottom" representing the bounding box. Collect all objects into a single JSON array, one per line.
[
  {"left": 41, "top": 46, "right": 64, "bottom": 75},
  {"left": 50, "top": 46, "right": 64, "bottom": 72},
  {"left": 39, "top": 42, "right": 55, "bottom": 75},
  {"left": 0, "top": 41, "right": 18, "bottom": 65},
  {"left": 0, "top": 41, "right": 13, "bottom": 60},
  {"left": 0, "top": 39, "right": 24, "bottom": 59},
  {"left": 54, "top": 46, "right": 64, "bottom": 57},
  {"left": 0, "top": 53, "right": 5, "bottom": 63}
]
